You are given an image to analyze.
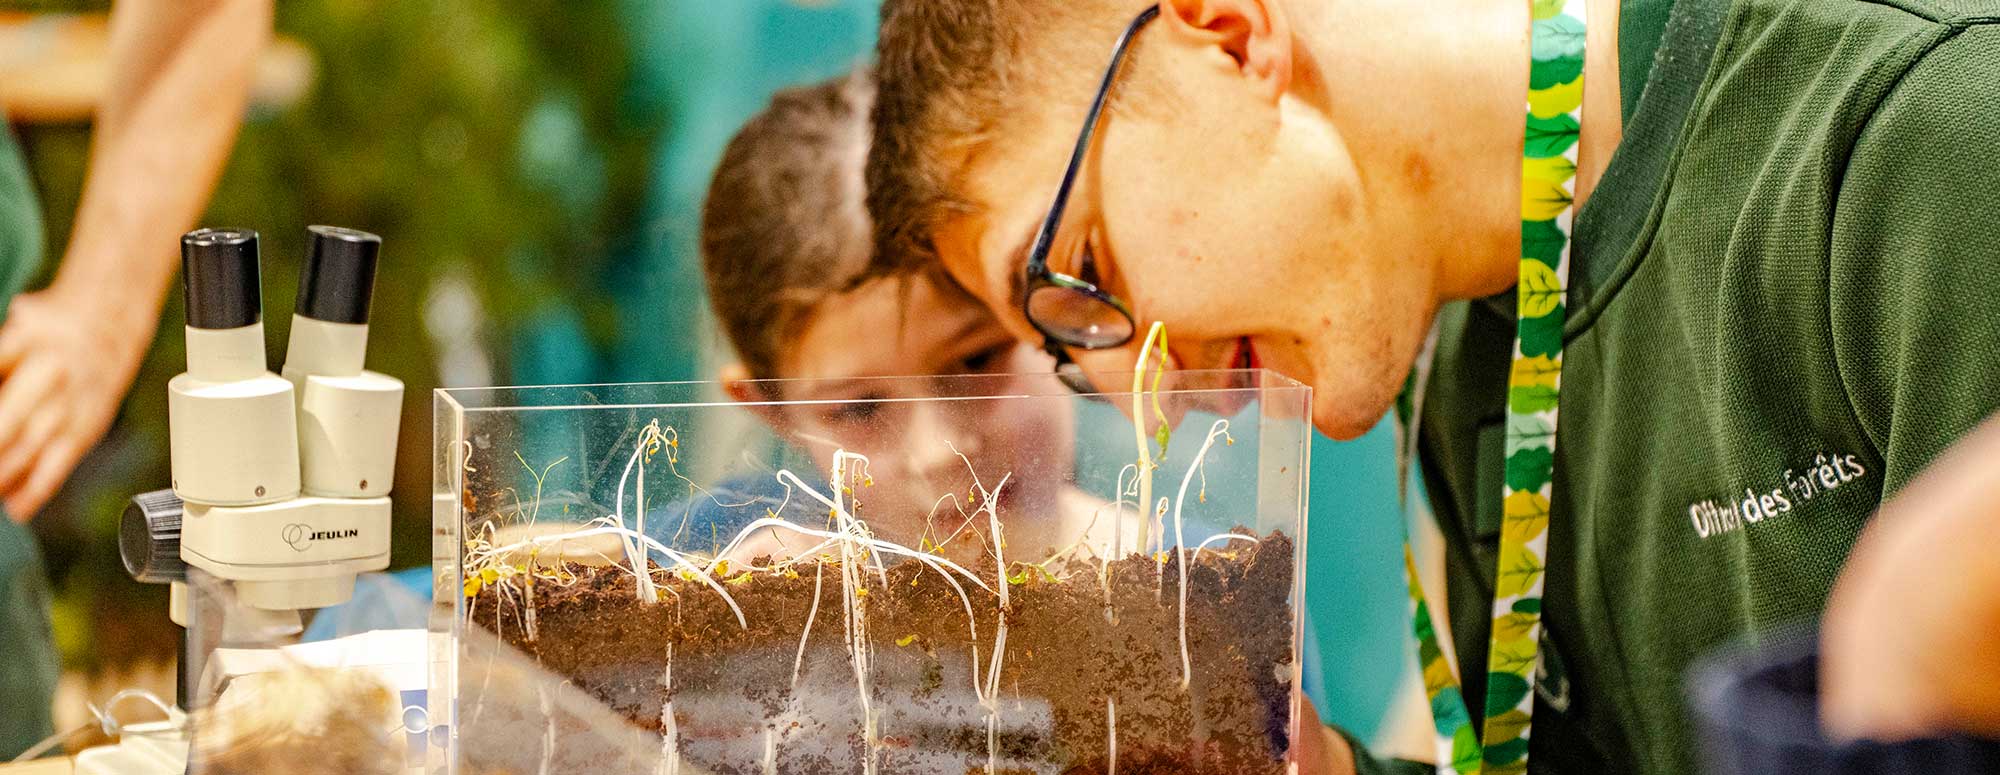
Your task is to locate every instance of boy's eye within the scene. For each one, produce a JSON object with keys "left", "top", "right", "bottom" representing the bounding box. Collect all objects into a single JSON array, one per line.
[
  {"left": 825, "top": 399, "right": 883, "bottom": 425},
  {"left": 959, "top": 343, "right": 1010, "bottom": 373}
]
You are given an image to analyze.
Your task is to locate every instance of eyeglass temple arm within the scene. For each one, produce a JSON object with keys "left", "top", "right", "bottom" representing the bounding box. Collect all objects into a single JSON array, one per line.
[{"left": 1025, "top": 6, "right": 1164, "bottom": 272}]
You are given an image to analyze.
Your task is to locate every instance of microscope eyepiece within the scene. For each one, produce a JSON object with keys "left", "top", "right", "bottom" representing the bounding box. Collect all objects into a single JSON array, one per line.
[
  {"left": 181, "top": 228, "right": 262, "bottom": 330},
  {"left": 298, "top": 225, "right": 381, "bottom": 325}
]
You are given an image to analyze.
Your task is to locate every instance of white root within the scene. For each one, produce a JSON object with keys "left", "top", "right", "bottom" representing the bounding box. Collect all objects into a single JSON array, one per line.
[
  {"left": 614, "top": 421, "right": 666, "bottom": 604},
  {"left": 537, "top": 684, "right": 555, "bottom": 775},
  {"left": 773, "top": 467, "right": 890, "bottom": 583},
  {"left": 523, "top": 575, "right": 538, "bottom": 642},
  {"left": 825, "top": 451, "right": 882, "bottom": 775},
  {"left": 1152, "top": 496, "right": 1170, "bottom": 602},
  {"left": 1193, "top": 533, "right": 1261, "bottom": 559},
  {"left": 979, "top": 472, "right": 1013, "bottom": 775},
  {"left": 472, "top": 522, "right": 747, "bottom": 628},
  {"left": 792, "top": 563, "right": 825, "bottom": 688},
  {"left": 838, "top": 512, "right": 877, "bottom": 775},
  {"left": 1102, "top": 464, "right": 1139, "bottom": 625},
  {"left": 1171, "top": 419, "right": 1234, "bottom": 691},
  {"left": 717, "top": 464, "right": 997, "bottom": 703},
  {"left": 922, "top": 491, "right": 983, "bottom": 551},
  {"left": 658, "top": 641, "right": 679, "bottom": 775},
  {"left": 714, "top": 517, "right": 994, "bottom": 598},
  {"left": 1106, "top": 696, "right": 1118, "bottom": 775},
  {"left": 470, "top": 414, "right": 1263, "bottom": 774},
  {"left": 985, "top": 623, "right": 1008, "bottom": 775}
]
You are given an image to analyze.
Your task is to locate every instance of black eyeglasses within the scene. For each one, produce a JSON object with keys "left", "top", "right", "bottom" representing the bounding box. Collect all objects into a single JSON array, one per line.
[{"left": 1027, "top": 6, "right": 1160, "bottom": 394}]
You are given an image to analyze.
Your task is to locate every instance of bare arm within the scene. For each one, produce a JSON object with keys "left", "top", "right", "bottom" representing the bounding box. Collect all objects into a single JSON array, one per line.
[
  {"left": 49, "top": 0, "right": 271, "bottom": 334},
  {"left": 1822, "top": 414, "right": 2000, "bottom": 739},
  {"left": 0, "top": 0, "right": 271, "bottom": 519}
]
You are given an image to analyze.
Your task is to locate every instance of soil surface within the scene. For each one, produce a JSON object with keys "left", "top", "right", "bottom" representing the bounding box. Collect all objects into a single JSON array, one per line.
[{"left": 465, "top": 530, "right": 1294, "bottom": 775}]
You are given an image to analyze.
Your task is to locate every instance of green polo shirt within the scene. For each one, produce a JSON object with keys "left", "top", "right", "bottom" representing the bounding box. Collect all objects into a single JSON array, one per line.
[
  {"left": 1354, "top": 0, "right": 2000, "bottom": 772},
  {"left": 0, "top": 120, "right": 57, "bottom": 759}
]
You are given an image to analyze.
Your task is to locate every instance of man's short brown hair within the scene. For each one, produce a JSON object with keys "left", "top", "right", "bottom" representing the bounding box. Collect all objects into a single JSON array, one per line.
[{"left": 867, "top": 0, "right": 1152, "bottom": 280}]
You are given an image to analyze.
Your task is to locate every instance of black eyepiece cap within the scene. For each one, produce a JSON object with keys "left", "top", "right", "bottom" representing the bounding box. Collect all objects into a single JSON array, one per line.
[
  {"left": 298, "top": 226, "right": 381, "bottom": 325},
  {"left": 181, "top": 228, "right": 262, "bottom": 330}
]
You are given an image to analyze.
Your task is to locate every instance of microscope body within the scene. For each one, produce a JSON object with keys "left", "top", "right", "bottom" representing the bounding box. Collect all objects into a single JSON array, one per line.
[
  {"left": 169, "top": 323, "right": 401, "bottom": 612},
  {"left": 95, "top": 227, "right": 410, "bottom": 774},
  {"left": 129, "top": 226, "right": 400, "bottom": 621}
]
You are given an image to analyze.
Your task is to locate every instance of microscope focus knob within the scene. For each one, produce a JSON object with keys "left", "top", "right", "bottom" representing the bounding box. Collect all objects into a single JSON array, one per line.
[{"left": 119, "top": 489, "right": 186, "bottom": 584}]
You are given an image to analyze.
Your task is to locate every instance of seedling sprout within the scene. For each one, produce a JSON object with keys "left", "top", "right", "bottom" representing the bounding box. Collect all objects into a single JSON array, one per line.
[{"left": 452, "top": 343, "right": 1288, "bottom": 774}]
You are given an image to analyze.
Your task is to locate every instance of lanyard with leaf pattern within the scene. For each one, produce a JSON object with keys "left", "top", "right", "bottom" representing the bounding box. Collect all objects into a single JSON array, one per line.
[{"left": 1398, "top": 0, "right": 1585, "bottom": 773}]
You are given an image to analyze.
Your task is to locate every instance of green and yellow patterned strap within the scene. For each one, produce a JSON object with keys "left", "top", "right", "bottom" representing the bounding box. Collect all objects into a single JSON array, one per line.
[{"left": 1400, "top": 0, "right": 1584, "bottom": 772}]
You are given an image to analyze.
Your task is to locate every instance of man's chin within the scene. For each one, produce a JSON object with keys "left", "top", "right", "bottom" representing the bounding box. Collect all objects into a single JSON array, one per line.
[{"left": 1311, "top": 390, "right": 1394, "bottom": 442}]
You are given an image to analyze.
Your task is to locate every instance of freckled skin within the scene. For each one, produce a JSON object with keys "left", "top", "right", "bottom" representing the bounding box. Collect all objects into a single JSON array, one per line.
[{"left": 1401, "top": 150, "right": 1436, "bottom": 194}]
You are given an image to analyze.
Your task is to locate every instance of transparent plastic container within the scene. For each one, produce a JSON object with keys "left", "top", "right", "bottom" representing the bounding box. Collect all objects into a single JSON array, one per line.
[{"left": 430, "top": 370, "right": 1310, "bottom": 774}]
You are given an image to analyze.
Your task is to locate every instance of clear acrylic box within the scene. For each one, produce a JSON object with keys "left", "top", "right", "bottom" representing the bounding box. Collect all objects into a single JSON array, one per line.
[{"left": 430, "top": 370, "right": 1310, "bottom": 774}]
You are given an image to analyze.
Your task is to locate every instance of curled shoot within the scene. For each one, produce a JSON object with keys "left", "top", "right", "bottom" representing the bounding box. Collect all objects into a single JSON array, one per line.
[
  {"left": 613, "top": 420, "right": 667, "bottom": 603},
  {"left": 1172, "top": 419, "right": 1234, "bottom": 690}
]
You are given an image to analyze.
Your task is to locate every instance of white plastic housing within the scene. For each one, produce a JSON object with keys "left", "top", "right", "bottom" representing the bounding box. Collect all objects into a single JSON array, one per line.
[
  {"left": 284, "top": 315, "right": 403, "bottom": 497},
  {"left": 282, "top": 315, "right": 368, "bottom": 382},
  {"left": 170, "top": 325, "right": 301, "bottom": 506},
  {"left": 72, "top": 713, "right": 189, "bottom": 775},
  {"left": 297, "top": 372, "right": 404, "bottom": 497},
  {"left": 186, "top": 322, "right": 270, "bottom": 383},
  {"left": 180, "top": 496, "right": 392, "bottom": 610}
]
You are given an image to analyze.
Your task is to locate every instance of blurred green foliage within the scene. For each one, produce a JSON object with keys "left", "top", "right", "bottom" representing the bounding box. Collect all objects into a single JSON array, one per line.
[{"left": 18, "top": 0, "right": 660, "bottom": 669}]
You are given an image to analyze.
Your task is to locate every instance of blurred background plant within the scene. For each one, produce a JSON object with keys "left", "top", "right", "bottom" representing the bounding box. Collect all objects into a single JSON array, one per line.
[{"left": 3, "top": 0, "right": 1418, "bottom": 754}]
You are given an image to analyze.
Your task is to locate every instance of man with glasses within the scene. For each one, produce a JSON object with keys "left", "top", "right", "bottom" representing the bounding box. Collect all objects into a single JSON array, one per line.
[{"left": 865, "top": 0, "right": 2000, "bottom": 772}]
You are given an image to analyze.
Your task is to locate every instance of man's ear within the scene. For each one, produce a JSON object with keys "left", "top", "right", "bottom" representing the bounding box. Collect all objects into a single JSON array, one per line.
[
  {"left": 720, "top": 362, "right": 788, "bottom": 430},
  {"left": 1158, "top": 0, "right": 1292, "bottom": 102}
]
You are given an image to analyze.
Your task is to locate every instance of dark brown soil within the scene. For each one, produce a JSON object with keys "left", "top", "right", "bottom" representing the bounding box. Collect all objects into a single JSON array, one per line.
[{"left": 465, "top": 530, "right": 1294, "bottom": 775}]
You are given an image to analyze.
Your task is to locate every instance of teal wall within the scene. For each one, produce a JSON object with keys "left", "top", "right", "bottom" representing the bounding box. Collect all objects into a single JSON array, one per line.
[{"left": 1304, "top": 417, "right": 1411, "bottom": 741}]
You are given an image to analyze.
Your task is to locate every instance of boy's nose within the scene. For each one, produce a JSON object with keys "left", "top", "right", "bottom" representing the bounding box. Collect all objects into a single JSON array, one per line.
[{"left": 902, "top": 402, "right": 982, "bottom": 483}]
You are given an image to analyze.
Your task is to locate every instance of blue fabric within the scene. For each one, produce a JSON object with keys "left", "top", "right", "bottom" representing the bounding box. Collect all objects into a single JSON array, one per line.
[
  {"left": 302, "top": 567, "right": 435, "bottom": 642},
  {"left": 1690, "top": 630, "right": 2000, "bottom": 775},
  {"left": 638, "top": 472, "right": 822, "bottom": 555}
]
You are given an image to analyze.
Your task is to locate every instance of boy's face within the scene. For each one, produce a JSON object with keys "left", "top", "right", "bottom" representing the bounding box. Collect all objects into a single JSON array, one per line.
[
  {"left": 760, "top": 276, "right": 1080, "bottom": 543},
  {"left": 923, "top": 43, "right": 1438, "bottom": 440}
]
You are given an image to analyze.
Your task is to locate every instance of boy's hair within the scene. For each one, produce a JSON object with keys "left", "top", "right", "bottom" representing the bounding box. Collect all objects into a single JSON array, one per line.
[
  {"left": 867, "top": 0, "right": 1152, "bottom": 278},
  {"left": 702, "top": 69, "right": 878, "bottom": 378}
]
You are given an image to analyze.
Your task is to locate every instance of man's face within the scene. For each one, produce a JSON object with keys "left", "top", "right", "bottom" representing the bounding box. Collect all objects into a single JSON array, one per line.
[{"left": 928, "top": 45, "right": 1440, "bottom": 440}]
